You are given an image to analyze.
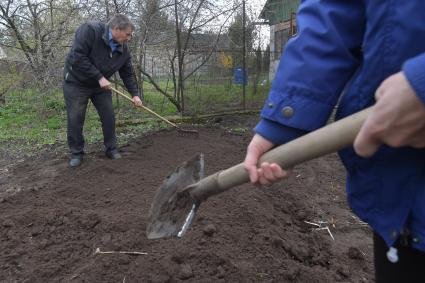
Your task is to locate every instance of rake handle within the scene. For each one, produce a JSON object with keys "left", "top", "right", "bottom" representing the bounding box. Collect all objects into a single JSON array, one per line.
[
  {"left": 111, "top": 87, "right": 179, "bottom": 128},
  {"left": 190, "top": 107, "right": 372, "bottom": 202}
]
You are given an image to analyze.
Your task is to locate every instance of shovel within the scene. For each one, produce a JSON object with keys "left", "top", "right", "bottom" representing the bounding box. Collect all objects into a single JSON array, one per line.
[{"left": 146, "top": 107, "right": 372, "bottom": 239}]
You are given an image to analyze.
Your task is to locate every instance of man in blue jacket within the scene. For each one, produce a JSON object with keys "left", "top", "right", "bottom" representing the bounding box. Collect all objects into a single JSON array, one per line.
[
  {"left": 243, "top": 1, "right": 425, "bottom": 282},
  {"left": 63, "top": 14, "right": 143, "bottom": 167}
]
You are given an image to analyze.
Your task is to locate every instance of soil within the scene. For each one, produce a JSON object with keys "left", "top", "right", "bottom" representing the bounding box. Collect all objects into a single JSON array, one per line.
[{"left": 0, "top": 114, "right": 373, "bottom": 282}]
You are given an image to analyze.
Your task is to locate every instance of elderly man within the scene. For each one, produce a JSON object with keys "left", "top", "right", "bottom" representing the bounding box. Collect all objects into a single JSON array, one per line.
[{"left": 63, "top": 14, "right": 143, "bottom": 167}]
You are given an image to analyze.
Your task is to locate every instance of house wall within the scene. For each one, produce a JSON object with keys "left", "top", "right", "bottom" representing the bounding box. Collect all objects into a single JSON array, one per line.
[
  {"left": 268, "top": 21, "right": 293, "bottom": 81},
  {"left": 143, "top": 47, "right": 172, "bottom": 78},
  {"left": 143, "top": 47, "right": 226, "bottom": 79},
  {"left": 261, "top": 0, "right": 300, "bottom": 81},
  {"left": 262, "top": 0, "right": 301, "bottom": 25}
]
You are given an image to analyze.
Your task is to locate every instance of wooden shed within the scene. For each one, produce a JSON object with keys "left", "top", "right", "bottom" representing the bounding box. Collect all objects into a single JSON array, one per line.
[{"left": 259, "top": 0, "right": 300, "bottom": 80}]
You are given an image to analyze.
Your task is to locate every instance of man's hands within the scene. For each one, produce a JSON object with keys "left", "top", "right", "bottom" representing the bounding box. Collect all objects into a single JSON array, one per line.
[
  {"left": 132, "top": 96, "right": 143, "bottom": 107},
  {"left": 244, "top": 134, "right": 290, "bottom": 186},
  {"left": 99, "top": 77, "right": 111, "bottom": 90},
  {"left": 99, "top": 77, "right": 143, "bottom": 107},
  {"left": 354, "top": 72, "right": 425, "bottom": 157}
]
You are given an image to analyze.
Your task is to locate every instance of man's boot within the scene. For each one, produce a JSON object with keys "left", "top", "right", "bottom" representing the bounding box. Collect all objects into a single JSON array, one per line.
[
  {"left": 105, "top": 149, "right": 122, "bottom": 160},
  {"left": 69, "top": 155, "right": 83, "bottom": 167}
]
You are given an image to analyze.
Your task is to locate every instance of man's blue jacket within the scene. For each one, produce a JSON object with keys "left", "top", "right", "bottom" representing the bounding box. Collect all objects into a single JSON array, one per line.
[{"left": 256, "top": 0, "right": 425, "bottom": 252}]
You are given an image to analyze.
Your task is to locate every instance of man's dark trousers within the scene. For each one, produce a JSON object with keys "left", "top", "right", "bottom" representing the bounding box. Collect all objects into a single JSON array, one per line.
[{"left": 63, "top": 81, "right": 117, "bottom": 157}]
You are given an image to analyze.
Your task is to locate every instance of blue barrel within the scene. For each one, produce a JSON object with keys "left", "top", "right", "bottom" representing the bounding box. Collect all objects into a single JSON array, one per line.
[{"left": 233, "top": 67, "right": 248, "bottom": 85}]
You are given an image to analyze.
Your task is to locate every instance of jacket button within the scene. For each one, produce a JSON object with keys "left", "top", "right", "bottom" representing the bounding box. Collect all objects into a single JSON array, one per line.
[
  {"left": 412, "top": 237, "right": 419, "bottom": 243},
  {"left": 281, "top": 106, "right": 294, "bottom": 118},
  {"left": 268, "top": 102, "right": 274, "bottom": 108},
  {"left": 389, "top": 230, "right": 398, "bottom": 240}
]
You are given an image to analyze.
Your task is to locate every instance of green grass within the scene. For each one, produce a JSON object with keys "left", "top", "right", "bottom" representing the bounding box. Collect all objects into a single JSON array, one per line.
[
  {"left": 0, "top": 89, "right": 67, "bottom": 148},
  {"left": 0, "top": 79, "right": 270, "bottom": 154}
]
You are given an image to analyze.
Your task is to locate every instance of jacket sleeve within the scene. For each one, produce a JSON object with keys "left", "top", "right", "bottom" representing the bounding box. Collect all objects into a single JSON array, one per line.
[
  {"left": 69, "top": 23, "right": 103, "bottom": 81},
  {"left": 403, "top": 52, "right": 425, "bottom": 105},
  {"left": 256, "top": 0, "right": 366, "bottom": 145},
  {"left": 119, "top": 56, "right": 140, "bottom": 98}
]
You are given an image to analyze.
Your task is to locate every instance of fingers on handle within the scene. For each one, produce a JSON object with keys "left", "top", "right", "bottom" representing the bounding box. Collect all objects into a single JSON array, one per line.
[
  {"left": 260, "top": 162, "right": 274, "bottom": 182},
  {"left": 270, "top": 163, "right": 287, "bottom": 179},
  {"left": 244, "top": 152, "right": 259, "bottom": 183},
  {"left": 354, "top": 125, "right": 381, "bottom": 157}
]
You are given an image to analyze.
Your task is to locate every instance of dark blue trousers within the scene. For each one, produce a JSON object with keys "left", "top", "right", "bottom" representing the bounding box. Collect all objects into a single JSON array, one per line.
[
  {"left": 63, "top": 81, "right": 116, "bottom": 157},
  {"left": 374, "top": 232, "right": 425, "bottom": 283}
]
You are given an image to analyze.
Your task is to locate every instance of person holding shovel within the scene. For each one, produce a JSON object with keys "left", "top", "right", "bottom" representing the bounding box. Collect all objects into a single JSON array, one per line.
[
  {"left": 63, "top": 14, "right": 143, "bottom": 167},
  {"left": 244, "top": 2, "right": 425, "bottom": 282}
]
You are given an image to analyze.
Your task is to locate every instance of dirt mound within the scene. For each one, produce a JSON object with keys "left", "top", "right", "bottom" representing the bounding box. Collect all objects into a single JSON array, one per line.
[{"left": 0, "top": 116, "right": 373, "bottom": 282}]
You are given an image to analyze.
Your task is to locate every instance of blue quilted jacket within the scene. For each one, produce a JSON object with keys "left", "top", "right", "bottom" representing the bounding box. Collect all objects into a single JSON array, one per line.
[{"left": 256, "top": 0, "right": 425, "bottom": 252}]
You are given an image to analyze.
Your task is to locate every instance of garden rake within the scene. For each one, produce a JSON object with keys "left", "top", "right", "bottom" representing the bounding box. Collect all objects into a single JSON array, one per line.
[{"left": 111, "top": 87, "right": 199, "bottom": 136}]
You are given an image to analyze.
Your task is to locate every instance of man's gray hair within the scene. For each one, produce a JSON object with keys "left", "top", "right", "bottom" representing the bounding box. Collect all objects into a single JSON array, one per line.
[{"left": 108, "top": 14, "right": 135, "bottom": 31}]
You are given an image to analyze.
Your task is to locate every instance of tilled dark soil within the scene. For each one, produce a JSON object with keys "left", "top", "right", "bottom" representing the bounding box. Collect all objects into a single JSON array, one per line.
[{"left": 0, "top": 115, "right": 373, "bottom": 282}]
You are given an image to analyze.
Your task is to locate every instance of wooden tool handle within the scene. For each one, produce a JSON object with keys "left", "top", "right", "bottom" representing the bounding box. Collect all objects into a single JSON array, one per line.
[
  {"left": 111, "top": 87, "right": 178, "bottom": 128},
  {"left": 190, "top": 107, "right": 372, "bottom": 202}
]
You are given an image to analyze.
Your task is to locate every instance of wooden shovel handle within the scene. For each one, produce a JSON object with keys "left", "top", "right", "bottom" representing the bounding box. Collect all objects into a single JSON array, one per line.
[{"left": 190, "top": 107, "right": 372, "bottom": 202}]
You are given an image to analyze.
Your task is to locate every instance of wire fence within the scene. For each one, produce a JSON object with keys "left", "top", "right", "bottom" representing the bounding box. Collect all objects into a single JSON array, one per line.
[
  {"left": 1, "top": 37, "right": 286, "bottom": 118},
  {"left": 139, "top": 49, "right": 281, "bottom": 115}
]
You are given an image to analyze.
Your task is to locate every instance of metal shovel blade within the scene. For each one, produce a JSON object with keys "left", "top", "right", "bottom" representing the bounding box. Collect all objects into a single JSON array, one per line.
[{"left": 146, "top": 154, "right": 204, "bottom": 239}]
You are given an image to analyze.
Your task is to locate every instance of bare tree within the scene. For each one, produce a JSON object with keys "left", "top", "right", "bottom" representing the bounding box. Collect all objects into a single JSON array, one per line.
[
  {"left": 0, "top": 0, "right": 83, "bottom": 88},
  {"left": 0, "top": 0, "right": 242, "bottom": 114},
  {"left": 131, "top": 0, "right": 174, "bottom": 98},
  {"left": 133, "top": 0, "right": 237, "bottom": 113}
]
